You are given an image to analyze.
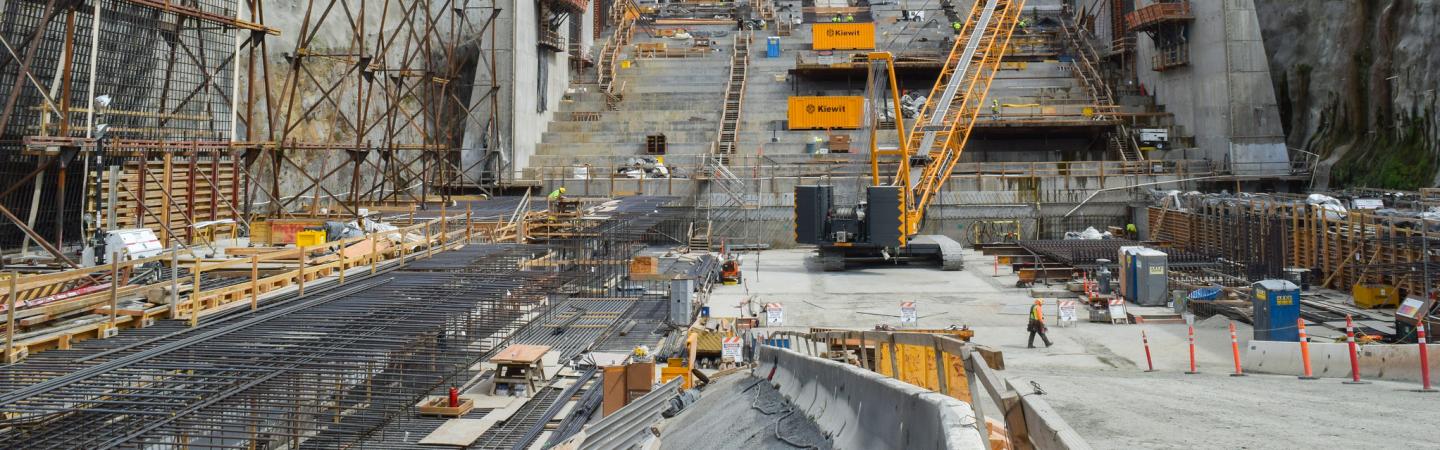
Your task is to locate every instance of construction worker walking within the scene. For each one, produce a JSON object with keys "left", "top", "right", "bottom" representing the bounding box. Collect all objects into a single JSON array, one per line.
[
  {"left": 952, "top": 21, "right": 962, "bottom": 34},
  {"left": 1028, "top": 299, "right": 1052, "bottom": 348},
  {"left": 991, "top": 99, "right": 1000, "bottom": 121}
]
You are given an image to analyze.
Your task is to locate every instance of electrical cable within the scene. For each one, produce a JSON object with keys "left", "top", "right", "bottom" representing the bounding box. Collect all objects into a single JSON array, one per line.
[
  {"left": 773, "top": 408, "right": 820, "bottom": 449},
  {"left": 746, "top": 376, "right": 822, "bottom": 449}
]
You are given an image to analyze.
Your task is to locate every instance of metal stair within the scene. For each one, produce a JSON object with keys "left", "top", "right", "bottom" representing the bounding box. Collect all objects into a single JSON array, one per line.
[
  {"left": 687, "top": 221, "right": 712, "bottom": 251},
  {"left": 1059, "top": 14, "right": 1145, "bottom": 162},
  {"left": 704, "top": 155, "right": 754, "bottom": 209},
  {"left": 1112, "top": 123, "right": 1144, "bottom": 163},
  {"left": 713, "top": 33, "right": 751, "bottom": 156},
  {"left": 598, "top": 0, "right": 639, "bottom": 110}
]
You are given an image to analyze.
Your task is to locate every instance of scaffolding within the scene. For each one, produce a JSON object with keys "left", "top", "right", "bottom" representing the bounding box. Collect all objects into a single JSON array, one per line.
[
  {"left": 1125, "top": 0, "right": 1193, "bottom": 71},
  {"left": 0, "top": 0, "right": 509, "bottom": 262}
]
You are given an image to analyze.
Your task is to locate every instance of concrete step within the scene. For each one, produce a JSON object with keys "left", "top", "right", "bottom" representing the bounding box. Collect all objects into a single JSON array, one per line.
[
  {"left": 569, "top": 91, "right": 722, "bottom": 101},
  {"left": 541, "top": 131, "right": 716, "bottom": 144},
  {"left": 535, "top": 141, "right": 716, "bottom": 155},
  {"left": 548, "top": 120, "right": 720, "bottom": 133}
]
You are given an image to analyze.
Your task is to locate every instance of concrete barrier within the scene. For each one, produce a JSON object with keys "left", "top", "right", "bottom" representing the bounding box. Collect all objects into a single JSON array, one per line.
[
  {"left": 1244, "top": 341, "right": 1440, "bottom": 383},
  {"left": 756, "top": 345, "right": 987, "bottom": 450}
]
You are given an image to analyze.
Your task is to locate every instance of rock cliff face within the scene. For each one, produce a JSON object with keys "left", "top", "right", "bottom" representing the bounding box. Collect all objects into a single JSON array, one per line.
[{"left": 1255, "top": 0, "right": 1440, "bottom": 189}]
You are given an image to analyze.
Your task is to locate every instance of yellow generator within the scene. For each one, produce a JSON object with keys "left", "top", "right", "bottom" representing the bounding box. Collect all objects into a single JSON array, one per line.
[{"left": 1352, "top": 284, "right": 1400, "bottom": 309}]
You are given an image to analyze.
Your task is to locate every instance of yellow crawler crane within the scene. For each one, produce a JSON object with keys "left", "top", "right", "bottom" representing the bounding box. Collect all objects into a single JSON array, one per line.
[{"left": 794, "top": 0, "right": 1026, "bottom": 271}]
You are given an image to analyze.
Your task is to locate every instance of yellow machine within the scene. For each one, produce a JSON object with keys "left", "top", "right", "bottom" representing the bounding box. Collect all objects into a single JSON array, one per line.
[
  {"left": 1352, "top": 284, "right": 1400, "bottom": 309},
  {"left": 295, "top": 229, "right": 327, "bottom": 247},
  {"left": 794, "top": 0, "right": 1027, "bottom": 271}
]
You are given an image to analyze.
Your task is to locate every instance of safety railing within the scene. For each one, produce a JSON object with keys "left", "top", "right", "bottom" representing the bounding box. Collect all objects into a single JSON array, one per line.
[
  {"left": 1124, "top": 1, "right": 1192, "bottom": 31},
  {"left": 530, "top": 159, "right": 1222, "bottom": 192},
  {"left": 764, "top": 329, "right": 1090, "bottom": 450},
  {"left": 177, "top": 212, "right": 471, "bottom": 322},
  {"left": 1, "top": 210, "right": 480, "bottom": 362},
  {"left": 598, "top": 0, "right": 639, "bottom": 109}
]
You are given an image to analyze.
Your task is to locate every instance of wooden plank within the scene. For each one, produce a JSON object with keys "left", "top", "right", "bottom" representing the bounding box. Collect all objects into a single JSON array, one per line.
[
  {"left": 418, "top": 418, "right": 502, "bottom": 446},
  {"left": 491, "top": 344, "right": 551, "bottom": 364}
]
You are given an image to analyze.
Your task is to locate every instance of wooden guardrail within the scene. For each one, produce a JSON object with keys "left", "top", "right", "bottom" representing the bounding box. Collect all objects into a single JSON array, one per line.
[
  {"left": 0, "top": 211, "right": 479, "bottom": 362},
  {"left": 766, "top": 329, "right": 1090, "bottom": 450}
]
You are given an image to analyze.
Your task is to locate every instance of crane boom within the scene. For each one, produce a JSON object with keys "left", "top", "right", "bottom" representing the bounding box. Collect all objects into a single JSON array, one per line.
[
  {"left": 792, "top": 0, "right": 1024, "bottom": 272},
  {"left": 890, "top": 0, "right": 1025, "bottom": 236}
]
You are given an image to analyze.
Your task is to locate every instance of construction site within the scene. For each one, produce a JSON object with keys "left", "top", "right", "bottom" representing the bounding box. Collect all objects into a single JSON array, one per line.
[{"left": 0, "top": 0, "right": 1436, "bottom": 448}]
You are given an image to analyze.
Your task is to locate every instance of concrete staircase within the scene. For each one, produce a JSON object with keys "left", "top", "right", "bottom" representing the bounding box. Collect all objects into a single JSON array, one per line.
[{"left": 527, "top": 31, "right": 735, "bottom": 171}]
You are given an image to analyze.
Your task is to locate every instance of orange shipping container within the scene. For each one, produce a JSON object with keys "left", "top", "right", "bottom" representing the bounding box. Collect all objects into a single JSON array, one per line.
[
  {"left": 788, "top": 96, "right": 865, "bottom": 130},
  {"left": 812, "top": 23, "right": 875, "bottom": 50}
]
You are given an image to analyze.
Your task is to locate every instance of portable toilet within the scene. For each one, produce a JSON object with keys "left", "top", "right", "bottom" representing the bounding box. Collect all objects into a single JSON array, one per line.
[
  {"left": 766, "top": 36, "right": 781, "bottom": 58},
  {"left": 1118, "top": 246, "right": 1168, "bottom": 306},
  {"left": 1251, "top": 279, "right": 1301, "bottom": 341}
]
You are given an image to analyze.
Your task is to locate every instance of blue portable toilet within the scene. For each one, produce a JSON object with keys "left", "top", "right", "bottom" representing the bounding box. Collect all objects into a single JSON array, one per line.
[
  {"left": 766, "top": 36, "right": 781, "bottom": 58},
  {"left": 1251, "top": 279, "right": 1301, "bottom": 341}
]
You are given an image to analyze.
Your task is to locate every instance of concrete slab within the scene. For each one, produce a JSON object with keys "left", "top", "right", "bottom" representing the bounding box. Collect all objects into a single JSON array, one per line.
[{"left": 713, "top": 248, "right": 1440, "bottom": 448}]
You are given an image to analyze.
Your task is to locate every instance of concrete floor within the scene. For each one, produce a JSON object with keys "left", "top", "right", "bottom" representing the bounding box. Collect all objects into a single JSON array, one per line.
[{"left": 709, "top": 248, "right": 1438, "bottom": 449}]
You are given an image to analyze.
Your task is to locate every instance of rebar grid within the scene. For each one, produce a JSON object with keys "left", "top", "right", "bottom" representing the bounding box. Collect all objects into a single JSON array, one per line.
[
  {"left": 1016, "top": 239, "right": 1220, "bottom": 269},
  {"left": 0, "top": 248, "right": 566, "bottom": 449},
  {"left": 0, "top": 196, "right": 683, "bottom": 448}
]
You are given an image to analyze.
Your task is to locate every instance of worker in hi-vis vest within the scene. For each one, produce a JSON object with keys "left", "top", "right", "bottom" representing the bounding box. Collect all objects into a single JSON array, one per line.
[
  {"left": 1028, "top": 299, "right": 1052, "bottom": 348},
  {"left": 548, "top": 187, "right": 566, "bottom": 201}
]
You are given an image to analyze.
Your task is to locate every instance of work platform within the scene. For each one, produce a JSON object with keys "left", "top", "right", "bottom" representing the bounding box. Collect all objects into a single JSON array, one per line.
[{"left": 0, "top": 196, "right": 705, "bottom": 449}]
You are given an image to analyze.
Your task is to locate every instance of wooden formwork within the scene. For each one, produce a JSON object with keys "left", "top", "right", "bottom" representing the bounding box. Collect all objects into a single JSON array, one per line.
[
  {"left": 1149, "top": 204, "right": 1438, "bottom": 295},
  {"left": 95, "top": 153, "right": 242, "bottom": 246}
]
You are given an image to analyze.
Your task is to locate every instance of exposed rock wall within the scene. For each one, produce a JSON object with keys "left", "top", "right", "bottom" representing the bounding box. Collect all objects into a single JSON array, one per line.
[{"left": 1256, "top": 0, "right": 1440, "bottom": 189}]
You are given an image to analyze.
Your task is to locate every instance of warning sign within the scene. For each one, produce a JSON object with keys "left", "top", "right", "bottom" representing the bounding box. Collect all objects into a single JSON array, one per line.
[
  {"left": 765, "top": 303, "right": 784, "bottom": 326},
  {"left": 900, "top": 301, "right": 917, "bottom": 325},
  {"left": 1058, "top": 300, "right": 1078, "bottom": 324},
  {"left": 722, "top": 337, "right": 744, "bottom": 362},
  {"left": 1108, "top": 299, "right": 1127, "bottom": 324}
]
